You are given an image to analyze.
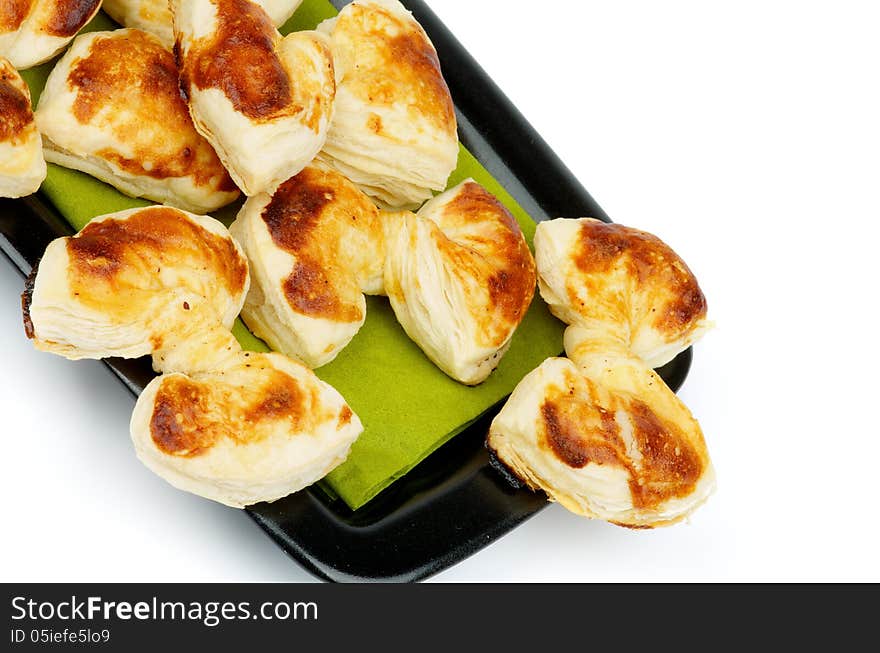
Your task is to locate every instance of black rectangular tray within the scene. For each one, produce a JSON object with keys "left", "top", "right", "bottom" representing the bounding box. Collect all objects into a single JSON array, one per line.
[{"left": 0, "top": 0, "right": 693, "bottom": 582}]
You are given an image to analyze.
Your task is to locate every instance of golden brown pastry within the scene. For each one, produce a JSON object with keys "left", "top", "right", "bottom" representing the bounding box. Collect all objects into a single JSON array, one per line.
[
  {"left": 535, "top": 218, "right": 710, "bottom": 369},
  {"left": 103, "top": 0, "right": 303, "bottom": 47},
  {"left": 174, "top": 0, "right": 336, "bottom": 196},
  {"left": 230, "top": 164, "right": 384, "bottom": 368},
  {"left": 24, "top": 206, "right": 362, "bottom": 507},
  {"left": 316, "top": 0, "right": 458, "bottom": 208},
  {"left": 487, "top": 350, "right": 715, "bottom": 528},
  {"left": 0, "top": 0, "right": 102, "bottom": 69},
  {"left": 0, "top": 57, "right": 45, "bottom": 198},
  {"left": 25, "top": 206, "right": 249, "bottom": 362},
  {"left": 487, "top": 218, "right": 714, "bottom": 527},
  {"left": 35, "top": 29, "right": 239, "bottom": 214},
  {"left": 130, "top": 349, "right": 361, "bottom": 508},
  {"left": 232, "top": 173, "right": 533, "bottom": 381},
  {"left": 383, "top": 180, "right": 536, "bottom": 384}
]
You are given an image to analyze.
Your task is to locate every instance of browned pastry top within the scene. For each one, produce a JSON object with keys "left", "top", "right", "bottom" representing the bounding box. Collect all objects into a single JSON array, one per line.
[
  {"left": 180, "top": 0, "right": 328, "bottom": 125},
  {"left": 539, "top": 369, "right": 703, "bottom": 514},
  {"left": 570, "top": 220, "right": 707, "bottom": 340},
  {"left": 43, "top": 0, "right": 102, "bottom": 36},
  {"left": 66, "top": 207, "right": 248, "bottom": 316},
  {"left": 0, "top": 59, "right": 33, "bottom": 145},
  {"left": 0, "top": 0, "right": 33, "bottom": 33},
  {"left": 68, "top": 29, "right": 236, "bottom": 191},
  {"left": 423, "top": 181, "right": 536, "bottom": 349},
  {"left": 261, "top": 165, "right": 383, "bottom": 323},
  {"left": 332, "top": 0, "right": 455, "bottom": 135},
  {"left": 150, "top": 366, "right": 325, "bottom": 457}
]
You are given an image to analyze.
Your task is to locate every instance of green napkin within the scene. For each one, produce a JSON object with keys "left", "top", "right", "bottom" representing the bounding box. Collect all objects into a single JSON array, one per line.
[{"left": 21, "top": 2, "right": 564, "bottom": 509}]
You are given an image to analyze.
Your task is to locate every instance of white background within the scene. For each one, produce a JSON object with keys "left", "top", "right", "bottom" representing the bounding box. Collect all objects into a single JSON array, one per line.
[{"left": 2, "top": 0, "right": 879, "bottom": 582}]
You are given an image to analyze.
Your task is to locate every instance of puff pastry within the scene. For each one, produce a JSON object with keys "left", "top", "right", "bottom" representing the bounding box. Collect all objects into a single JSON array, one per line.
[
  {"left": 24, "top": 206, "right": 362, "bottom": 507},
  {"left": 25, "top": 206, "right": 249, "bottom": 363},
  {"left": 0, "top": 57, "right": 46, "bottom": 198},
  {"left": 230, "top": 164, "right": 384, "bottom": 368},
  {"left": 487, "top": 218, "right": 714, "bottom": 527},
  {"left": 0, "top": 0, "right": 102, "bottom": 69},
  {"left": 487, "top": 351, "right": 715, "bottom": 528},
  {"left": 535, "top": 218, "right": 710, "bottom": 369},
  {"left": 35, "top": 29, "right": 239, "bottom": 214},
  {"left": 316, "top": 0, "right": 458, "bottom": 208},
  {"left": 232, "top": 173, "right": 533, "bottom": 381},
  {"left": 103, "top": 0, "right": 303, "bottom": 47},
  {"left": 384, "top": 179, "right": 536, "bottom": 384},
  {"left": 174, "top": 0, "right": 335, "bottom": 196},
  {"left": 131, "top": 351, "right": 360, "bottom": 508}
]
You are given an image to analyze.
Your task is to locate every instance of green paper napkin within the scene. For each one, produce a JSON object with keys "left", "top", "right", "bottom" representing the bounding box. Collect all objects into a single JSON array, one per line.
[{"left": 20, "top": 2, "right": 564, "bottom": 509}]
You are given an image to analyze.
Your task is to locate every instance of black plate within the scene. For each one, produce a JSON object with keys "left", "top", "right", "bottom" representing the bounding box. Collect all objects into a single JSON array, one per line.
[{"left": 0, "top": 0, "right": 693, "bottom": 582}]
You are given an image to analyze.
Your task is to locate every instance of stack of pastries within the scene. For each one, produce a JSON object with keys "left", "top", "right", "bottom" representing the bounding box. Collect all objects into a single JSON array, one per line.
[{"left": 9, "top": 0, "right": 714, "bottom": 526}]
